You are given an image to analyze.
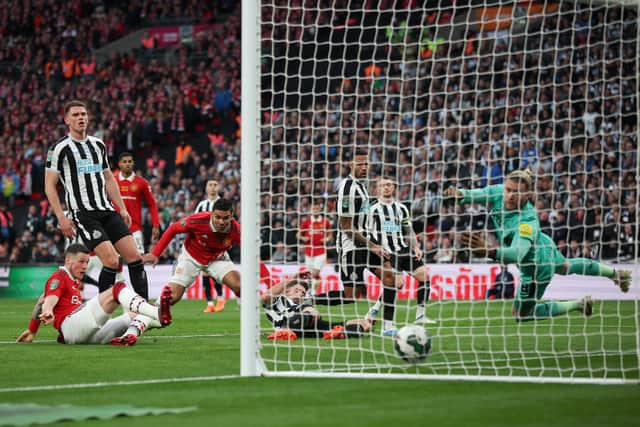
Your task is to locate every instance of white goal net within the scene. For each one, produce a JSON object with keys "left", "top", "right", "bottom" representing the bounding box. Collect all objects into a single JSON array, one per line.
[{"left": 242, "top": 0, "right": 640, "bottom": 383}]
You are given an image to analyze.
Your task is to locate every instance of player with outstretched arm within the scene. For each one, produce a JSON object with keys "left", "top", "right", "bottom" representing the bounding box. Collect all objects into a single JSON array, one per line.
[{"left": 445, "top": 169, "right": 631, "bottom": 321}]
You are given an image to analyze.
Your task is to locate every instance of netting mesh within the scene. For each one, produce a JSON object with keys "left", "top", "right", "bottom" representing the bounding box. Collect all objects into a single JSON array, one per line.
[{"left": 256, "top": 0, "right": 639, "bottom": 381}]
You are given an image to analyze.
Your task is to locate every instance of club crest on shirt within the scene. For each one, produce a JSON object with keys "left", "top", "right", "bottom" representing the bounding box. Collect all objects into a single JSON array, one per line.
[
  {"left": 131, "top": 184, "right": 137, "bottom": 191},
  {"left": 49, "top": 279, "right": 59, "bottom": 290},
  {"left": 223, "top": 238, "right": 231, "bottom": 246},
  {"left": 92, "top": 229, "right": 102, "bottom": 239}
]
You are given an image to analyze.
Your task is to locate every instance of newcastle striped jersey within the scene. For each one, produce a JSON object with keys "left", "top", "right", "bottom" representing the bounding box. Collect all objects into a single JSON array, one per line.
[
  {"left": 46, "top": 135, "right": 113, "bottom": 213},
  {"left": 336, "top": 174, "right": 370, "bottom": 253},
  {"left": 264, "top": 295, "right": 311, "bottom": 329},
  {"left": 194, "top": 197, "right": 219, "bottom": 213},
  {"left": 367, "top": 200, "right": 411, "bottom": 254}
]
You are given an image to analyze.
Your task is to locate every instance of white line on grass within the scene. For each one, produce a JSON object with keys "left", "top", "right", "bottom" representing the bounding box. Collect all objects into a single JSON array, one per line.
[
  {"left": 0, "top": 333, "right": 240, "bottom": 344},
  {"left": 0, "top": 375, "right": 242, "bottom": 393}
]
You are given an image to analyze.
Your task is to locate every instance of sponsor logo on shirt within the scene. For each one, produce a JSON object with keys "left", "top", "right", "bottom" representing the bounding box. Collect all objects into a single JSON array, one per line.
[
  {"left": 519, "top": 223, "right": 533, "bottom": 238},
  {"left": 77, "top": 159, "right": 102, "bottom": 174}
]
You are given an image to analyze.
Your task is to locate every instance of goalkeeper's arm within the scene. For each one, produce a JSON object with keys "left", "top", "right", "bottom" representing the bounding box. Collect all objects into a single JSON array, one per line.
[
  {"left": 488, "top": 236, "right": 533, "bottom": 265},
  {"left": 444, "top": 185, "right": 499, "bottom": 205}
]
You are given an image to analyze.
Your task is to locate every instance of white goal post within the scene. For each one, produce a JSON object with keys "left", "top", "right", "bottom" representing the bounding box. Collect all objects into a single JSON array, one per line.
[{"left": 242, "top": 0, "right": 640, "bottom": 383}]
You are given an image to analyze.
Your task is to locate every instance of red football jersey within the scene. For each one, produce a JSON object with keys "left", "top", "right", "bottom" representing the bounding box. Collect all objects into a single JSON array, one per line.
[
  {"left": 43, "top": 268, "right": 83, "bottom": 331},
  {"left": 152, "top": 212, "right": 241, "bottom": 265},
  {"left": 115, "top": 171, "right": 159, "bottom": 233},
  {"left": 300, "top": 215, "right": 331, "bottom": 256}
]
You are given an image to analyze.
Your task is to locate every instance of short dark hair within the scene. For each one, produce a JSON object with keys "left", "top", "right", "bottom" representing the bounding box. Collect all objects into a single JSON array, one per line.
[
  {"left": 286, "top": 279, "right": 310, "bottom": 291},
  {"left": 118, "top": 152, "right": 134, "bottom": 161},
  {"left": 212, "top": 198, "right": 233, "bottom": 212},
  {"left": 64, "top": 100, "right": 88, "bottom": 115},
  {"left": 354, "top": 149, "right": 369, "bottom": 158},
  {"left": 65, "top": 243, "right": 90, "bottom": 257}
]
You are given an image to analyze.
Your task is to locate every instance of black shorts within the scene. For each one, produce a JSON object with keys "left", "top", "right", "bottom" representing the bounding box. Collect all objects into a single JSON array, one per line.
[
  {"left": 339, "top": 248, "right": 382, "bottom": 288},
  {"left": 285, "top": 314, "right": 344, "bottom": 338},
  {"left": 73, "top": 210, "right": 131, "bottom": 251},
  {"left": 389, "top": 249, "right": 422, "bottom": 273}
]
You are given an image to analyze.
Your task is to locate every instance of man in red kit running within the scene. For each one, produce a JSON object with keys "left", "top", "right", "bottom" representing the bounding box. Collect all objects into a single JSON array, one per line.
[
  {"left": 115, "top": 152, "right": 160, "bottom": 253},
  {"left": 115, "top": 199, "right": 240, "bottom": 341},
  {"left": 297, "top": 199, "right": 332, "bottom": 294},
  {"left": 16, "top": 244, "right": 172, "bottom": 346}
]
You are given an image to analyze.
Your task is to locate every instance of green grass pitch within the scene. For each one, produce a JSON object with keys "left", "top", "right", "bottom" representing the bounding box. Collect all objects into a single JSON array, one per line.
[{"left": 1, "top": 298, "right": 639, "bottom": 427}]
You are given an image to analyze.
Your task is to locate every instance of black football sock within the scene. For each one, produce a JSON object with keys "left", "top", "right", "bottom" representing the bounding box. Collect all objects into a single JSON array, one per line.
[
  {"left": 128, "top": 260, "right": 149, "bottom": 300},
  {"left": 204, "top": 276, "right": 213, "bottom": 302},
  {"left": 82, "top": 274, "right": 99, "bottom": 287},
  {"left": 98, "top": 267, "right": 117, "bottom": 292},
  {"left": 382, "top": 286, "right": 397, "bottom": 321},
  {"left": 314, "top": 290, "right": 355, "bottom": 305},
  {"left": 214, "top": 279, "right": 224, "bottom": 299},
  {"left": 417, "top": 280, "right": 431, "bottom": 306}
]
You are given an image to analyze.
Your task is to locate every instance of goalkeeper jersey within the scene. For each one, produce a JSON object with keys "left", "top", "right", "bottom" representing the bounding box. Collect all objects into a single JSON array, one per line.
[{"left": 460, "top": 184, "right": 557, "bottom": 283}]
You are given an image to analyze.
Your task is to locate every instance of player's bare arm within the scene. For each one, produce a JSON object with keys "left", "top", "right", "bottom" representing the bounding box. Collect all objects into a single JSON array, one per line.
[
  {"left": 402, "top": 221, "right": 423, "bottom": 261},
  {"left": 142, "top": 253, "right": 159, "bottom": 266},
  {"left": 44, "top": 169, "right": 75, "bottom": 238},
  {"left": 339, "top": 216, "right": 389, "bottom": 259},
  {"left": 104, "top": 169, "right": 131, "bottom": 227},
  {"left": 16, "top": 295, "right": 46, "bottom": 343},
  {"left": 39, "top": 295, "right": 60, "bottom": 326}
]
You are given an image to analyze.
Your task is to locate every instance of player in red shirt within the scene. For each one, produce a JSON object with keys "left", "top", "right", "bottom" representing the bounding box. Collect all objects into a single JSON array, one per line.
[
  {"left": 16, "top": 244, "right": 172, "bottom": 346},
  {"left": 114, "top": 199, "right": 241, "bottom": 342},
  {"left": 297, "top": 199, "right": 332, "bottom": 293},
  {"left": 115, "top": 152, "right": 160, "bottom": 253}
]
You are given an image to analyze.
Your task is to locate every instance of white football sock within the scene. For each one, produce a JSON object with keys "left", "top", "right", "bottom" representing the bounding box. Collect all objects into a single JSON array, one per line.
[{"left": 116, "top": 287, "right": 158, "bottom": 319}]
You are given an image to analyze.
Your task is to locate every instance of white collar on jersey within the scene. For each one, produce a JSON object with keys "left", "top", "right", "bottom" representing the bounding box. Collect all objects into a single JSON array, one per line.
[
  {"left": 59, "top": 266, "right": 79, "bottom": 283},
  {"left": 117, "top": 172, "right": 136, "bottom": 182},
  {"left": 68, "top": 133, "right": 88, "bottom": 143}
]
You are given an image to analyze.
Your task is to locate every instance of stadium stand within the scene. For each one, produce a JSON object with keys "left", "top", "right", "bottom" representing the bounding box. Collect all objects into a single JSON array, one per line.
[{"left": 0, "top": 0, "right": 637, "bottom": 270}]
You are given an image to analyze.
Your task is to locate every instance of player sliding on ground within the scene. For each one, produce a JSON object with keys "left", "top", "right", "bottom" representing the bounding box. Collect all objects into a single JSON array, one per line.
[
  {"left": 444, "top": 169, "right": 631, "bottom": 321},
  {"left": 263, "top": 271, "right": 372, "bottom": 340},
  {"left": 16, "top": 244, "right": 172, "bottom": 345}
]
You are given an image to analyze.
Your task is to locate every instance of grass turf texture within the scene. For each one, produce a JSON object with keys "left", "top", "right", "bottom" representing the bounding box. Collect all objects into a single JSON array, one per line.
[{"left": 1, "top": 299, "right": 639, "bottom": 427}]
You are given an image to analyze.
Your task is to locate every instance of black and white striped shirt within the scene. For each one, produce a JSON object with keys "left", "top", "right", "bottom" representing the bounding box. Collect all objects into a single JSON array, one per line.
[
  {"left": 336, "top": 174, "right": 370, "bottom": 253},
  {"left": 46, "top": 135, "right": 113, "bottom": 213},
  {"left": 367, "top": 200, "right": 411, "bottom": 254},
  {"left": 194, "top": 197, "right": 219, "bottom": 213},
  {"left": 264, "top": 295, "right": 311, "bottom": 329}
]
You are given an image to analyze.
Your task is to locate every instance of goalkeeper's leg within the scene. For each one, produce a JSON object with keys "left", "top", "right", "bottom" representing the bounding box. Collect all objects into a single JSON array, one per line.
[
  {"left": 558, "top": 257, "right": 631, "bottom": 293},
  {"left": 513, "top": 279, "right": 590, "bottom": 321}
]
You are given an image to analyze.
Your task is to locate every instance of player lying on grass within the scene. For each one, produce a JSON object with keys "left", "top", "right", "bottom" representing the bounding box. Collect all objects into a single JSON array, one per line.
[
  {"left": 110, "top": 198, "right": 242, "bottom": 344},
  {"left": 445, "top": 169, "right": 631, "bottom": 321},
  {"left": 16, "top": 243, "right": 172, "bottom": 345},
  {"left": 263, "top": 272, "right": 372, "bottom": 340}
]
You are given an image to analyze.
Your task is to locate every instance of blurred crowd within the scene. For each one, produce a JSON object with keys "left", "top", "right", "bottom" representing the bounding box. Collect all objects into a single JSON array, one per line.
[
  {"left": 0, "top": 0, "right": 241, "bottom": 263},
  {"left": 0, "top": 1, "right": 637, "bottom": 266}
]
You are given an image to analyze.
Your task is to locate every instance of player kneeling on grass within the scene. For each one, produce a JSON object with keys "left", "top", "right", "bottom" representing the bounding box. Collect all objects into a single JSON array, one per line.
[
  {"left": 16, "top": 243, "right": 172, "bottom": 346},
  {"left": 444, "top": 169, "right": 631, "bottom": 322},
  {"left": 263, "top": 272, "right": 371, "bottom": 340}
]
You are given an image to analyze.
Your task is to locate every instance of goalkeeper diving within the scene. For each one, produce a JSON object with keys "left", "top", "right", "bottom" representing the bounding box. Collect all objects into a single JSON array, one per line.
[{"left": 445, "top": 169, "right": 631, "bottom": 321}]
